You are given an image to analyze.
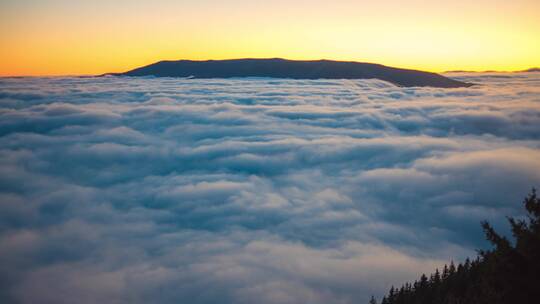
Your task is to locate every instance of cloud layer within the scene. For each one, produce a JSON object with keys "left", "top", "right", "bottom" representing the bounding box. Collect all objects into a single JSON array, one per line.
[{"left": 1, "top": 73, "right": 540, "bottom": 303}]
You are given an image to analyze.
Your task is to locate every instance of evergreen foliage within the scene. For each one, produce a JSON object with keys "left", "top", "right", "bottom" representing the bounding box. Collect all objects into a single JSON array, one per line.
[{"left": 373, "top": 189, "right": 540, "bottom": 304}]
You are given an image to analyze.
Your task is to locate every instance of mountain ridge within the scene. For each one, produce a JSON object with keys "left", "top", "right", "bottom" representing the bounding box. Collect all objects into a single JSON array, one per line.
[{"left": 108, "top": 58, "right": 472, "bottom": 88}]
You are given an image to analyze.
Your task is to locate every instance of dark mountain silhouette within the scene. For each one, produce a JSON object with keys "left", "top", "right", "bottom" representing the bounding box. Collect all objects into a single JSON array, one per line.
[
  {"left": 109, "top": 58, "right": 471, "bottom": 88},
  {"left": 523, "top": 67, "right": 540, "bottom": 72}
]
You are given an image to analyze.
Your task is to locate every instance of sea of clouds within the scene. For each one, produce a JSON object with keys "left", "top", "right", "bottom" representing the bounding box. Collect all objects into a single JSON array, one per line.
[{"left": 1, "top": 72, "right": 540, "bottom": 304}]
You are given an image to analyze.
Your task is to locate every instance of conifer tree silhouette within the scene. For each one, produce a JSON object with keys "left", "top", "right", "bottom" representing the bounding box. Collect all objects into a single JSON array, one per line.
[{"left": 372, "top": 189, "right": 540, "bottom": 304}]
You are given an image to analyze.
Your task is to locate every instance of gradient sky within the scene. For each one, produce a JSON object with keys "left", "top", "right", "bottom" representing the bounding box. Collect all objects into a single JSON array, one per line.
[{"left": 1, "top": 0, "right": 539, "bottom": 76}]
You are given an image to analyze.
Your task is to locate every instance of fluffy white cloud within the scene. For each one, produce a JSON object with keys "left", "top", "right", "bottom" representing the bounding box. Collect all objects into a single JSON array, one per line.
[{"left": 0, "top": 73, "right": 539, "bottom": 303}]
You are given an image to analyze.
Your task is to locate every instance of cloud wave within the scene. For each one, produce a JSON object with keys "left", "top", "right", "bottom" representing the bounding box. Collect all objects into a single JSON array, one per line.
[{"left": 1, "top": 73, "right": 540, "bottom": 303}]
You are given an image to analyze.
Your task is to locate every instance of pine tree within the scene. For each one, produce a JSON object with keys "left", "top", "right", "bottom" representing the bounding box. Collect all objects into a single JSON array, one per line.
[{"left": 371, "top": 189, "right": 540, "bottom": 304}]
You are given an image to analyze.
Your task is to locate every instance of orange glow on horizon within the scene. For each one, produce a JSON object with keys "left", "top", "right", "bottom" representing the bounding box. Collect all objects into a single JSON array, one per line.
[{"left": 1, "top": 0, "right": 539, "bottom": 76}]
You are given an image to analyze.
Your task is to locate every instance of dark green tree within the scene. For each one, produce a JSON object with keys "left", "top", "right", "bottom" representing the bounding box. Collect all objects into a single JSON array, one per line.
[{"left": 371, "top": 189, "right": 540, "bottom": 304}]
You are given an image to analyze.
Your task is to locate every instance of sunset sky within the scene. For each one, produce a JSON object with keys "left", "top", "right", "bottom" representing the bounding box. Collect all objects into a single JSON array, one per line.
[{"left": 1, "top": 0, "right": 539, "bottom": 76}]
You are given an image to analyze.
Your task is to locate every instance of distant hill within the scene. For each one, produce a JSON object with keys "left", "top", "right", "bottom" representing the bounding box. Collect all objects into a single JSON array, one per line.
[
  {"left": 109, "top": 58, "right": 471, "bottom": 88},
  {"left": 444, "top": 67, "right": 540, "bottom": 73}
]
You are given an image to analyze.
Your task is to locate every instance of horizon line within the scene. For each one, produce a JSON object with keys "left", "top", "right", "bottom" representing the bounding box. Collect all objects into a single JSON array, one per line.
[{"left": 1, "top": 57, "right": 538, "bottom": 78}]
